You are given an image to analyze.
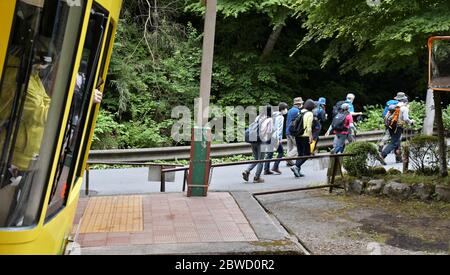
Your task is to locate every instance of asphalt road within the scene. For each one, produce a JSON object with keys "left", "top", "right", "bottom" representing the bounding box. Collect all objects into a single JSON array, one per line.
[{"left": 82, "top": 154, "right": 403, "bottom": 196}]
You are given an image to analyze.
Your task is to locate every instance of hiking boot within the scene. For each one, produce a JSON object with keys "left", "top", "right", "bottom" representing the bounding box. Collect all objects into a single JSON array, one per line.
[
  {"left": 271, "top": 168, "right": 282, "bottom": 175},
  {"left": 264, "top": 170, "right": 274, "bottom": 175},
  {"left": 242, "top": 171, "right": 250, "bottom": 182},
  {"left": 291, "top": 166, "right": 301, "bottom": 178},
  {"left": 253, "top": 177, "right": 265, "bottom": 183}
]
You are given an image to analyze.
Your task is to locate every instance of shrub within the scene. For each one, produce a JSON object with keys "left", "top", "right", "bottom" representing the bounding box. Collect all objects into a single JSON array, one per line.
[
  {"left": 405, "top": 135, "right": 440, "bottom": 175},
  {"left": 371, "top": 166, "right": 387, "bottom": 175},
  {"left": 387, "top": 168, "right": 402, "bottom": 175},
  {"left": 343, "top": 141, "right": 382, "bottom": 177}
]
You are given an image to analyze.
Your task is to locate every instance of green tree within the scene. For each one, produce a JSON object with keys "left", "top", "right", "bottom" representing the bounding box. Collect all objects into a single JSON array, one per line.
[{"left": 292, "top": 0, "right": 450, "bottom": 75}]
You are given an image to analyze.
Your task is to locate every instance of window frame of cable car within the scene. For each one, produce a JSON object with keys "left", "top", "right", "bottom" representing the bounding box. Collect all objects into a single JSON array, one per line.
[
  {"left": 429, "top": 36, "right": 450, "bottom": 92},
  {"left": 45, "top": 3, "right": 110, "bottom": 221},
  {"left": 0, "top": 0, "right": 87, "bottom": 228}
]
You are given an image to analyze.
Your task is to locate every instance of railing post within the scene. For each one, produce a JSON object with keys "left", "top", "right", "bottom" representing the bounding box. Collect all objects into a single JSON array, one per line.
[
  {"left": 85, "top": 164, "right": 90, "bottom": 196},
  {"left": 160, "top": 165, "right": 166, "bottom": 192},
  {"left": 183, "top": 170, "right": 187, "bottom": 192}
]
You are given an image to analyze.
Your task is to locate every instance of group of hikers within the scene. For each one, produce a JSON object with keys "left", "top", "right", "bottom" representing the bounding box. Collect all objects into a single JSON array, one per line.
[{"left": 242, "top": 92, "right": 414, "bottom": 183}]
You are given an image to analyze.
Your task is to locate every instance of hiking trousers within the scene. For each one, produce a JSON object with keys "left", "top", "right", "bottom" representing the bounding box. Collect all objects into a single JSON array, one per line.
[
  {"left": 287, "top": 135, "right": 297, "bottom": 158},
  {"left": 295, "top": 137, "right": 311, "bottom": 169}
]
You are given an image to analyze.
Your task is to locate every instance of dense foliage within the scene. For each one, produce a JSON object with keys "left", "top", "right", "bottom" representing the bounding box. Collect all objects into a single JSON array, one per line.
[{"left": 93, "top": 0, "right": 450, "bottom": 149}]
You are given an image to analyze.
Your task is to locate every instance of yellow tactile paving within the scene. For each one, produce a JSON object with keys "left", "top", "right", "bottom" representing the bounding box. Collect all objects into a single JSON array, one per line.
[{"left": 79, "top": 195, "right": 143, "bottom": 233}]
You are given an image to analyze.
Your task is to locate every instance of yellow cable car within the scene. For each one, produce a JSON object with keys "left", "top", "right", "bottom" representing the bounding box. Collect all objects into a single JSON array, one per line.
[{"left": 0, "top": 0, "right": 122, "bottom": 254}]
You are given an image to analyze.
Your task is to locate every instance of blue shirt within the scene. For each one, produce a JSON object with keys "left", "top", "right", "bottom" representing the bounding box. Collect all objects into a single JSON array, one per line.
[
  {"left": 286, "top": 106, "right": 300, "bottom": 136},
  {"left": 345, "top": 100, "right": 355, "bottom": 113}
]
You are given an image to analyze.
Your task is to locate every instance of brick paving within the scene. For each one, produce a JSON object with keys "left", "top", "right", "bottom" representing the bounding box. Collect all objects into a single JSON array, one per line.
[{"left": 73, "top": 192, "right": 258, "bottom": 248}]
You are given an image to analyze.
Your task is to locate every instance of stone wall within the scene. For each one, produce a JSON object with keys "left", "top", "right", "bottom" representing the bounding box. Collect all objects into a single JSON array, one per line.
[{"left": 343, "top": 179, "right": 450, "bottom": 203}]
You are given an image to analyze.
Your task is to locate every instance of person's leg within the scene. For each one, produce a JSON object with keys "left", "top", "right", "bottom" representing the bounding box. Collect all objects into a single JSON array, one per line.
[
  {"left": 286, "top": 135, "right": 295, "bottom": 157},
  {"left": 294, "top": 137, "right": 304, "bottom": 168},
  {"left": 246, "top": 143, "right": 259, "bottom": 172},
  {"left": 273, "top": 143, "right": 284, "bottom": 171},
  {"left": 333, "top": 134, "right": 346, "bottom": 154},
  {"left": 286, "top": 135, "right": 297, "bottom": 166},
  {"left": 382, "top": 129, "right": 402, "bottom": 158},
  {"left": 255, "top": 148, "right": 265, "bottom": 179},
  {"left": 264, "top": 151, "right": 274, "bottom": 172},
  {"left": 297, "top": 137, "right": 311, "bottom": 169}
]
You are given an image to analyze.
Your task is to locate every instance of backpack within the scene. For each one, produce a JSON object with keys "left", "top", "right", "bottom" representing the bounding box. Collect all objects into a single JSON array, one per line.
[
  {"left": 382, "top": 100, "right": 398, "bottom": 118},
  {"left": 331, "top": 111, "right": 348, "bottom": 132},
  {"left": 245, "top": 120, "right": 260, "bottom": 144},
  {"left": 332, "top": 100, "right": 346, "bottom": 118},
  {"left": 288, "top": 112, "right": 307, "bottom": 137},
  {"left": 259, "top": 117, "right": 273, "bottom": 144},
  {"left": 385, "top": 106, "right": 401, "bottom": 132}
]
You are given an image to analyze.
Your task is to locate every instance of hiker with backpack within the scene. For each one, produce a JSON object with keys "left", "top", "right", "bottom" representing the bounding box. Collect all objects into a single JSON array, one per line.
[
  {"left": 311, "top": 97, "right": 327, "bottom": 154},
  {"left": 289, "top": 99, "right": 315, "bottom": 178},
  {"left": 264, "top": 102, "right": 289, "bottom": 175},
  {"left": 285, "top": 97, "right": 304, "bottom": 166},
  {"left": 325, "top": 93, "right": 361, "bottom": 137},
  {"left": 243, "top": 105, "right": 273, "bottom": 183},
  {"left": 331, "top": 103, "right": 354, "bottom": 154},
  {"left": 381, "top": 93, "right": 414, "bottom": 162},
  {"left": 378, "top": 93, "right": 400, "bottom": 153}
]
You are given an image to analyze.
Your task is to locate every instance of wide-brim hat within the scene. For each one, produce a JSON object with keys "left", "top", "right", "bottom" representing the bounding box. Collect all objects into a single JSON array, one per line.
[
  {"left": 293, "top": 97, "right": 304, "bottom": 105},
  {"left": 394, "top": 92, "right": 408, "bottom": 101}
]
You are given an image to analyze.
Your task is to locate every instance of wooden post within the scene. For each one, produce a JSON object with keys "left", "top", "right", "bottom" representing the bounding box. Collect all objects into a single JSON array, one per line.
[{"left": 329, "top": 156, "right": 339, "bottom": 193}]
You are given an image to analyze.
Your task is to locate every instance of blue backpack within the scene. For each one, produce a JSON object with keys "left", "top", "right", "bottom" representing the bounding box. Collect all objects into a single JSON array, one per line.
[{"left": 382, "top": 100, "right": 398, "bottom": 117}]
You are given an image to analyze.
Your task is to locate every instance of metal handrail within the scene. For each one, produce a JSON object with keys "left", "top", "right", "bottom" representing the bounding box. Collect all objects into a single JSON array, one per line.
[
  {"left": 88, "top": 130, "right": 389, "bottom": 162},
  {"left": 160, "top": 153, "right": 355, "bottom": 193}
]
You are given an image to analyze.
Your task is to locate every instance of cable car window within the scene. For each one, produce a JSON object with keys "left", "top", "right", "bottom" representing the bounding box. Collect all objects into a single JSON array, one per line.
[
  {"left": 0, "top": 0, "right": 85, "bottom": 228},
  {"left": 46, "top": 4, "right": 108, "bottom": 219},
  {"left": 76, "top": 20, "right": 114, "bottom": 178},
  {"left": 430, "top": 39, "right": 450, "bottom": 89}
]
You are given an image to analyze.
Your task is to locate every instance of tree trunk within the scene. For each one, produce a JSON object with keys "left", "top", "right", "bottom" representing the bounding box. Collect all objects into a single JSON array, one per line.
[
  {"left": 433, "top": 90, "right": 448, "bottom": 177},
  {"left": 423, "top": 88, "right": 435, "bottom": 136},
  {"left": 260, "top": 24, "right": 284, "bottom": 61}
]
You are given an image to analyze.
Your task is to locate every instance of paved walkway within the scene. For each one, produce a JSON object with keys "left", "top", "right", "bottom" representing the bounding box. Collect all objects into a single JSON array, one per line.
[
  {"left": 73, "top": 154, "right": 403, "bottom": 255},
  {"left": 72, "top": 192, "right": 302, "bottom": 255}
]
